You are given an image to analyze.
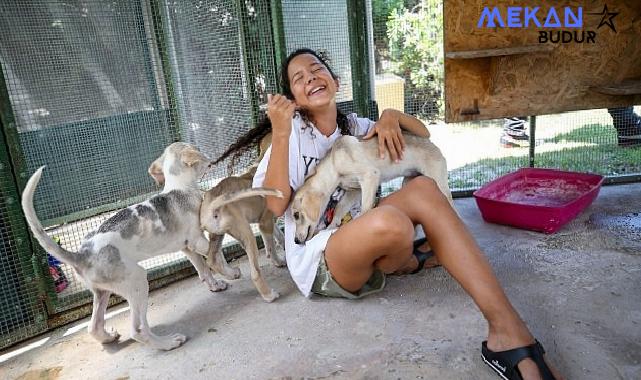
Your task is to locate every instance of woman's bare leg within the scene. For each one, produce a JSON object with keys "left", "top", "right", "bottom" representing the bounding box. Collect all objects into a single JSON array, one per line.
[
  {"left": 324, "top": 205, "right": 415, "bottom": 291},
  {"left": 324, "top": 177, "right": 561, "bottom": 379}
]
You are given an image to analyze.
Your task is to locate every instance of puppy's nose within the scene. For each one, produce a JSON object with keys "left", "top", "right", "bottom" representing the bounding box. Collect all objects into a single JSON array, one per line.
[{"left": 294, "top": 237, "right": 301, "bottom": 245}]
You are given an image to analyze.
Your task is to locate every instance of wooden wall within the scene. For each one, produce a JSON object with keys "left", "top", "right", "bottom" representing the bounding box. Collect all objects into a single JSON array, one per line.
[{"left": 444, "top": 0, "right": 641, "bottom": 122}]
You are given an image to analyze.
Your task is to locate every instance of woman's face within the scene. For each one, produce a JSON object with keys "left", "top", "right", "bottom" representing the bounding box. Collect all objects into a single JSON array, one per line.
[{"left": 287, "top": 53, "right": 339, "bottom": 110}]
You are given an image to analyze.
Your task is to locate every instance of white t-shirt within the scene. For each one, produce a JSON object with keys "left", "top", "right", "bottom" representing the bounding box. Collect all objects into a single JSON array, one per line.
[{"left": 252, "top": 112, "right": 375, "bottom": 297}]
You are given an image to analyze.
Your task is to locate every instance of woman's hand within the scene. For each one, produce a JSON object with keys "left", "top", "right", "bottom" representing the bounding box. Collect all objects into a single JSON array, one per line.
[
  {"left": 267, "top": 94, "right": 297, "bottom": 139},
  {"left": 363, "top": 109, "right": 406, "bottom": 162}
]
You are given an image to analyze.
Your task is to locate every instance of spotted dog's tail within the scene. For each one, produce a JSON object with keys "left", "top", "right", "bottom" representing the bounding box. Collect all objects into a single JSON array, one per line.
[{"left": 21, "top": 166, "right": 82, "bottom": 268}]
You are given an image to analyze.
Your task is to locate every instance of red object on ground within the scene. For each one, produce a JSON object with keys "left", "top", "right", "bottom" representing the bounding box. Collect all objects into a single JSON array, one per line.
[{"left": 473, "top": 168, "right": 604, "bottom": 234}]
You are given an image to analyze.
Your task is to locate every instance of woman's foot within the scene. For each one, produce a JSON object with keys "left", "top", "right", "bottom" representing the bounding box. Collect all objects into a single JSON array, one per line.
[
  {"left": 415, "top": 241, "right": 440, "bottom": 269},
  {"left": 392, "top": 240, "right": 440, "bottom": 275},
  {"left": 487, "top": 322, "right": 564, "bottom": 380}
]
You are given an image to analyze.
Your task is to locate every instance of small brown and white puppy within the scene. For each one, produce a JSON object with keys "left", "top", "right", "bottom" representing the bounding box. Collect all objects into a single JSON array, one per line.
[
  {"left": 198, "top": 133, "right": 285, "bottom": 302},
  {"left": 22, "top": 143, "right": 225, "bottom": 351},
  {"left": 200, "top": 165, "right": 285, "bottom": 302},
  {"left": 291, "top": 133, "right": 452, "bottom": 243}
]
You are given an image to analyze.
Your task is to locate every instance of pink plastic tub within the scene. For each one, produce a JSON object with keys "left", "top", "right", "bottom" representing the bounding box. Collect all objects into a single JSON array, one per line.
[{"left": 473, "top": 168, "right": 604, "bottom": 234}]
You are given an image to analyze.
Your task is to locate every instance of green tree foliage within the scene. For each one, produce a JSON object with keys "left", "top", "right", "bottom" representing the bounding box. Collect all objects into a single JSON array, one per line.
[{"left": 373, "top": 0, "right": 443, "bottom": 120}]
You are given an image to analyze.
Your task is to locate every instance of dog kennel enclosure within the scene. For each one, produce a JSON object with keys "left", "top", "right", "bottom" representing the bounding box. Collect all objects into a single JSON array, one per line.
[{"left": 0, "top": 0, "right": 639, "bottom": 350}]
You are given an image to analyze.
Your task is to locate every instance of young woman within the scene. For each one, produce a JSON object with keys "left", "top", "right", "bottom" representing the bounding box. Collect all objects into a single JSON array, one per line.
[{"left": 215, "top": 48, "right": 561, "bottom": 380}]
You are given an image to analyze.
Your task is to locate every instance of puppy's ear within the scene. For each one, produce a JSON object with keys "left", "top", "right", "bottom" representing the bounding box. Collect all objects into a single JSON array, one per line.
[
  {"left": 148, "top": 155, "right": 165, "bottom": 186},
  {"left": 303, "top": 191, "right": 322, "bottom": 221},
  {"left": 181, "top": 149, "right": 205, "bottom": 167}
]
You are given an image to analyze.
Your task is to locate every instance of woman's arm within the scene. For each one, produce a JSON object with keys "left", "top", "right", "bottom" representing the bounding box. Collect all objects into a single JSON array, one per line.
[
  {"left": 262, "top": 94, "right": 297, "bottom": 217},
  {"left": 381, "top": 108, "right": 430, "bottom": 138},
  {"left": 263, "top": 134, "right": 292, "bottom": 217}
]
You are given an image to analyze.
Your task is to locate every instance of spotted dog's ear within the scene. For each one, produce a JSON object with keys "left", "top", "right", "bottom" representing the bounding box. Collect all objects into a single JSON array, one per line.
[
  {"left": 181, "top": 148, "right": 206, "bottom": 167},
  {"left": 148, "top": 154, "right": 165, "bottom": 186}
]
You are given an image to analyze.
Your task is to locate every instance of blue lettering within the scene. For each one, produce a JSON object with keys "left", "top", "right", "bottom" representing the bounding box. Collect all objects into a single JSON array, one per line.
[
  {"left": 507, "top": 7, "right": 522, "bottom": 27},
  {"left": 565, "top": 7, "right": 582, "bottom": 28},
  {"left": 524, "top": 7, "right": 541, "bottom": 27},
  {"left": 477, "top": 7, "right": 505, "bottom": 28},
  {"left": 543, "top": 8, "right": 561, "bottom": 27},
  {"left": 479, "top": 6, "right": 582, "bottom": 29}
]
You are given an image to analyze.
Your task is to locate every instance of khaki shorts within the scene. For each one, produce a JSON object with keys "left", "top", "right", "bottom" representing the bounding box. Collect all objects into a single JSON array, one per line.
[{"left": 311, "top": 253, "right": 386, "bottom": 299}]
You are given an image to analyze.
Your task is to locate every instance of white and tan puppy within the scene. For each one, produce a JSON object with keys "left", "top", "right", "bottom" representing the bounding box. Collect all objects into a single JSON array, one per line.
[
  {"left": 291, "top": 133, "right": 452, "bottom": 243},
  {"left": 22, "top": 143, "right": 226, "bottom": 350},
  {"left": 200, "top": 166, "right": 285, "bottom": 302}
]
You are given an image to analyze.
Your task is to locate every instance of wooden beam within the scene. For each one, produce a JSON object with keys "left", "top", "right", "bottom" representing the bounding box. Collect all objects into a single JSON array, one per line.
[
  {"left": 446, "top": 44, "right": 555, "bottom": 60},
  {"left": 590, "top": 79, "right": 641, "bottom": 96}
]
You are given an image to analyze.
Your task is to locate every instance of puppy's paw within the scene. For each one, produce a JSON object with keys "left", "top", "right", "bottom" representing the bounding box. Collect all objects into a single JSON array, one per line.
[
  {"left": 94, "top": 329, "right": 120, "bottom": 344},
  {"left": 208, "top": 263, "right": 241, "bottom": 280},
  {"left": 157, "top": 333, "right": 187, "bottom": 351},
  {"left": 270, "top": 256, "right": 287, "bottom": 268},
  {"left": 267, "top": 251, "right": 287, "bottom": 267},
  {"left": 261, "top": 289, "right": 280, "bottom": 303},
  {"left": 225, "top": 267, "right": 241, "bottom": 280},
  {"left": 104, "top": 329, "right": 121, "bottom": 343},
  {"left": 205, "top": 278, "right": 228, "bottom": 292}
]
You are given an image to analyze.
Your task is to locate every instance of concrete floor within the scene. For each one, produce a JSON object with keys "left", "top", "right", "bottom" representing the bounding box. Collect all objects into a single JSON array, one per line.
[{"left": 2, "top": 183, "right": 640, "bottom": 380}]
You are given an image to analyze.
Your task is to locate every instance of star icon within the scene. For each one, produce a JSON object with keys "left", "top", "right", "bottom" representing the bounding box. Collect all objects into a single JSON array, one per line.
[{"left": 588, "top": 4, "right": 619, "bottom": 33}]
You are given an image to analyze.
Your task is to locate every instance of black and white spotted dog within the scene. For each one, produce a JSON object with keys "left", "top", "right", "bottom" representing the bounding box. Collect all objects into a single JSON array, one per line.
[{"left": 21, "top": 142, "right": 227, "bottom": 350}]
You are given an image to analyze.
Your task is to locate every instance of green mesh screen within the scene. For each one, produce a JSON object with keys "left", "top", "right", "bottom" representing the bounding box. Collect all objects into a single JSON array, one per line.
[
  {"left": 0, "top": 133, "right": 48, "bottom": 350},
  {"left": 282, "top": 0, "right": 355, "bottom": 106},
  {"left": 0, "top": 0, "right": 184, "bottom": 319},
  {"left": 160, "top": 0, "right": 278, "bottom": 176},
  {"left": 1, "top": 1, "right": 175, "bottom": 223}
]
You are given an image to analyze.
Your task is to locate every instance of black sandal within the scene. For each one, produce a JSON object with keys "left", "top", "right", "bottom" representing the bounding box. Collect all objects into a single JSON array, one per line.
[
  {"left": 410, "top": 237, "right": 435, "bottom": 274},
  {"left": 481, "top": 340, "right": 557, "bottom": 380}
]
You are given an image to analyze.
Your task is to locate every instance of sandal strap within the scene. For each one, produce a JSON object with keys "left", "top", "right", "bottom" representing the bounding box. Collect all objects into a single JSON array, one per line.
[
  {"left": 410, "top": 238, "right": 433, "bottom": 275},
  {"left": 410, "top": 249, "right": 433, "bottom": 274},
  {"left": 482, "top": 340, "right": 556, "bottom": 380}
]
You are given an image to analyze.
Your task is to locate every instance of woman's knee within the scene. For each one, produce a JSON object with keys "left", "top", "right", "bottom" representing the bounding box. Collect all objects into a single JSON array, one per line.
[
  {"left": 405, "top": 176, "right": 448, "bottom": 203},
  {"left": 407, "top": 175, "right": 438, "bottom": 192},
  {"left": 366, "top": 205, "right": 415, "bottom": 244}
]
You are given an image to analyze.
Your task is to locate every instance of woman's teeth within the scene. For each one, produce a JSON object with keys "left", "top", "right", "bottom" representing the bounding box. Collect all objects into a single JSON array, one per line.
[{"left": 309, "top": 86, "right": 325, "bottom": 95}]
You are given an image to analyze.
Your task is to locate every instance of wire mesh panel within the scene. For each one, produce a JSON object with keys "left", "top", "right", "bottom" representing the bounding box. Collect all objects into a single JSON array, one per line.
[
  {"left": 0, "top": 0, "right": 177, "bottom": 315},
  {"left": 0, "top": 129, "right": 48, "bottom": 350},
  {"left": 0, "top": 1, "right": 174, "bottom": 222},
  {"left": 531, "top": 108, "right": 641, "bottom": 176},
  {"left": 281, "top": 0, "right": 358, "bottom": 112},
  {"left": 159, "top": 0, "right": 278, "bottom": 177}
]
